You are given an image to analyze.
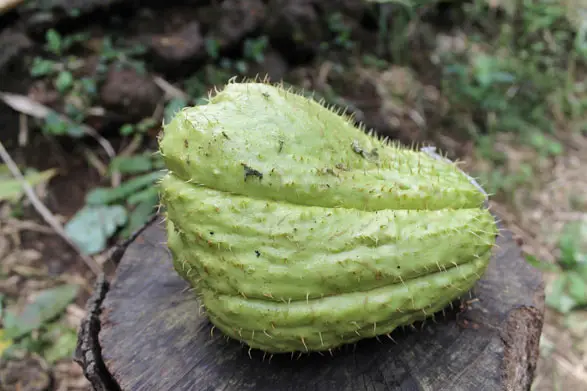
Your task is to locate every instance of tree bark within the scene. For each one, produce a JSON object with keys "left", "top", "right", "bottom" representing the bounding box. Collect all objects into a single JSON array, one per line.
[{"left": 75, "top": 216, "right": 545, "bottom": 391}]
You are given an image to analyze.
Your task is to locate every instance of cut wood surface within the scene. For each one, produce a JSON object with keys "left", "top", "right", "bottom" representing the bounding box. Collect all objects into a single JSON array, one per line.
[{"left": 75, "top": 215, "right": 545, "bottom": 391}]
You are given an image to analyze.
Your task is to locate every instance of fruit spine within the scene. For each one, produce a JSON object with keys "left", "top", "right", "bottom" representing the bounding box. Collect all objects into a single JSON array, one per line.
[{"left": 157, "top": 79, "right": 498, "bottom": 354}]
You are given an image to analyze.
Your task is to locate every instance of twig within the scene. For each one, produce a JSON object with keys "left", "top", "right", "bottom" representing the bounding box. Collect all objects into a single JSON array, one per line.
[
  {"left": 153, "top": 76, "right": 190, "bottom": 101},
  {"left": 0, "top": 140, "right": 102, "bottom": 276},
  {"left": 0, "top": 91, "right": 121, "bottom": 187},
  {"left": 18, "top": 113, "right": 28, "bottom": 147},
  {"left": 83, "top": 148, "right": 108, "bottom": 177},
  {"left": 553, "top": 353, "right": 587, "bottom": 383},
  {"left": 119, "top": 133, "right": 144, "bottom": 157},
  {"left": 1, "top": 218, "right": 56, "bottom": 235}
]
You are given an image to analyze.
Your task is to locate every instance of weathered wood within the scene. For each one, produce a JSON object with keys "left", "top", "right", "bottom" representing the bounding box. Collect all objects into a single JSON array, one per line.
[{"left": 75, "top": 216, "right": 545, "bottom": 391}]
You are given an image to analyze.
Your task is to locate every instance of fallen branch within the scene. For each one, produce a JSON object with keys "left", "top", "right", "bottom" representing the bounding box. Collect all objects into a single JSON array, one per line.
[{"left": 0, "top": 140, "right": 102, "bottom": 276}]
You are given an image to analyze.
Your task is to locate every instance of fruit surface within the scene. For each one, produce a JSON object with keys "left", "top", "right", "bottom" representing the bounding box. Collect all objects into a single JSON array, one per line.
[{"left": 157, "top": 80, "right": 498, "bottom": 353}]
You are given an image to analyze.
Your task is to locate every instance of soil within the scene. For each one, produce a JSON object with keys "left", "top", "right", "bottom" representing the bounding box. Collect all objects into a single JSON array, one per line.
[{"left": 0, "top": 1, "right": 585, "bottom": 390}]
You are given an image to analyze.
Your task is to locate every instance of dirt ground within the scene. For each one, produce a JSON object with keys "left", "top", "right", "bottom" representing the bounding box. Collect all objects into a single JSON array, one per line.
[{"left": 0, "top": 1, "right": 586, "bottom": 390}]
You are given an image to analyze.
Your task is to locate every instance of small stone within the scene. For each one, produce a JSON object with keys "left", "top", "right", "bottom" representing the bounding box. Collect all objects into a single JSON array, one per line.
[
  {"left": 99, "top": 65, "right": 163, "bottom": 122},
  {"left": 209, "top": 0, "right": 266, "bottom": 49},
  {"left": 263, "top": 0, "right": 325, "bottom": 60},
  {"left": 150, "top": 21, "right": 205, "bottom": 66},
  {"left": 47, "top": 258, "right": 66, "bottom": 276}
]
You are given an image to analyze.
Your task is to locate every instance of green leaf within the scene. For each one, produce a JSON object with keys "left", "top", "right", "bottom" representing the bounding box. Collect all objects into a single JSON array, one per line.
[
  {"left": 121, "top": 195, "right": 159, "bottom": 238},
  {"left": 0, "top": 167, "right": 58, "bottom": 203},
  {"left": 136, "top": 118, "right": 157, "bottom": 132},
  {"left": 55, "top": 71, "right": 74, "bottom": 93},
  {"left": 79, "top": 77, "right": 97, "bottom": 96},
  {"left": 119, "top": 123, "right": 135, "bottom": 136},
  {"left": 547, "top": 140, "right": 563, "bottom": 156},
  {"left": 108, "top": 155, "right": 153, "bottom": 175},
  {"left": 64, "top": 205, "right": 128, "bottom": 254},
  {"left": 127, "top": 186, "right": 159, "bottom": 206},
  {"left": 43, "top": 324, "right": 78, "bottom": 363},
  {"left": 563, "top": 311, "right": 587, "bottom": 338},
  {"left": 152, "top": 155, "right": 166, "bottom": 169},
  {"left": 3, "top": 284, "right": 79, "bottom": 340},
  {"left": 43, "top": 112, "right": 70, "bottom": 136},
  {"left": 164, "top": 98, "right": 188, "bottom": 125},
  {"left": 205, "top": 38, "right": 220, "bottom": 59},
  {"left": 85, "top": 171, "right": 164, "bottom": 205},
  {"left": 577, "top": 262, "right": 587, "bottom": 281},
  {"left": 525, "top": 254, "right": 560, "bottom": 273},
  {"left": 45, "top": 29, "right": 62, "bottom": 55},
  {"left": 567, "top": 271, "right": 587, "bottom": 305},
  {"left": 546, "top": 275, "right": 579, "bottom": 314},
  {"left": 0, "top": 329, "right": 13, "bottom": 357},
  {"left": 30, "top": 57, "right": 57, "bottom": 77},
  {"left": 558, "top": 221, "right": 587, "bottom": 269}
]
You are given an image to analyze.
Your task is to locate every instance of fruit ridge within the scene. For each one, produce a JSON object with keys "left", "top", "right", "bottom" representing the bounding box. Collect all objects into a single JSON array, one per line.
[{"left": 157, "top": 79, "right": 498, "bottom": 354}]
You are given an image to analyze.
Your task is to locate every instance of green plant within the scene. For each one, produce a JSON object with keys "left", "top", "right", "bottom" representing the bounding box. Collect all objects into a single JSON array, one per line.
[
  {"left": 440, "top": 0, "right": 586, "bottom": 153},
  {"left": 0, "top": 165, "right": 57, "bottom": 203},
  {"left": 1, "top": 284, "right": 80, "bottom": 363},
  {"left": 157, "top": 81, "right": 498, "bottom": 353},
  {"left": 44, "top": 28, "right": 90, "bottom": 56},
  {"left": 204, "top": 38, "right": 221, "bottom": 59},
  {"left": 22, "top": 29, "right": 176, "bottom": 252},
  {"left": 119, "top": 118, "right": 158, "bottom": 137},
  {"left": 28, "top": 31, "right": 149, "bottom": 138},
  {"left": 324, "top": 12, "right": 355, "bottom": 51},
  {"left": 183, "top": 65, "right": 235, "bottom": 99},
  {"left": 527, "top": 220, "right": 587, "bottom": 314},
  {"left": 97, "top": 36, "right": 148, "bottom": 75},
  {"left": 475, "top": 162, "right": 535, "bottom": 196},
  {"left": 64, "top": 153, "right": 165, "bottom": 255},
  {"left": 441, "top": 52, "right": 560, "bottom": 151},
  {"left": 243, "top": 36, "right": 269, "bottom": 63}
]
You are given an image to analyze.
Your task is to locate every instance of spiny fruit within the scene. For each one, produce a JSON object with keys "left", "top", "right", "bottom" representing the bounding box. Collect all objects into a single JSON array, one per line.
[{"left": 157, "top": 79, "right": 498, "bottom": 354}]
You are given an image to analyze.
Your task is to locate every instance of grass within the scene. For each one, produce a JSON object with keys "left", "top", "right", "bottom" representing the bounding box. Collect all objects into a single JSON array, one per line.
[
  {"left": 434, "top": 1, "right": 586, "bottom": 190},
  {"left": 0, "top": 0, "right": 586, "bottom": 389}
]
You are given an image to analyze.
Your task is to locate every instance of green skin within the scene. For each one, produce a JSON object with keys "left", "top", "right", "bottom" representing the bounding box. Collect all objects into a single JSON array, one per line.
[{"left": 157, "top": 81, "right": 498, "bottom": 354}]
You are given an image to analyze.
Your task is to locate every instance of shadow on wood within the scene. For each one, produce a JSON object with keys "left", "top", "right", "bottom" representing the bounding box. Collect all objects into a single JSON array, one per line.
[{"left": 75, "top": 215, "right": 545, "bottom": 391}]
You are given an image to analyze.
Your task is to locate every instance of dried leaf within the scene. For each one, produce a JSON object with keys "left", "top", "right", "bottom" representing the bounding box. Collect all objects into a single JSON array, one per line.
[{"left": 0, "top": 91, "right": 51, "bottom": 118}]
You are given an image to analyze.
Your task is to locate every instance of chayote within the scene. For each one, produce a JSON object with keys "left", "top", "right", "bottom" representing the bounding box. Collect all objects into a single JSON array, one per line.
[{"left": 157, "top": 81, "right": 498, "bottom": 354}]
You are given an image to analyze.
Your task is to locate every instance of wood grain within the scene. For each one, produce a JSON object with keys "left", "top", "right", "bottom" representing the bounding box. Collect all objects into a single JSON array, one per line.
[{"left": 75, "top": 216, "right": 545, "bottom": 391}]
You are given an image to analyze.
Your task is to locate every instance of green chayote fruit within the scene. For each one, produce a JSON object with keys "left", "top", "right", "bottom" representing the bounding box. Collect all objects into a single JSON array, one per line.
[{"left": 157, "top": 80, "right": 498, "bottom": 354}]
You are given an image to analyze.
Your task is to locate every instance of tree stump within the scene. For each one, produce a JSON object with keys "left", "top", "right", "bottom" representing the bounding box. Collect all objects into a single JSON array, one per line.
[{"left": 75, "top": 215, "right": 545, "bottom": 391}]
